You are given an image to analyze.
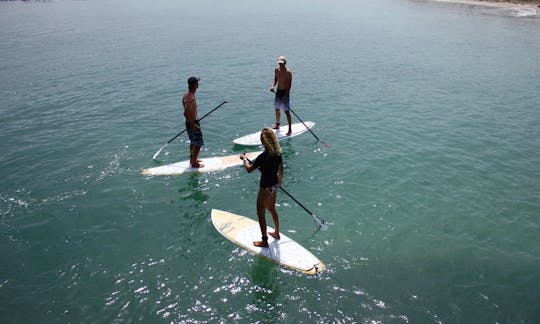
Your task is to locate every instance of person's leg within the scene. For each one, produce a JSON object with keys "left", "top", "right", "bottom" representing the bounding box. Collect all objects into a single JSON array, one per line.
[
  {"left": 273, "top": 95, "right": 281, "bottom": 128},
  {"left": 189, "top": 144, "right": 195, "bottom": 166},
  {"left": 266, "top": 190, "right": 280, "bottom": 240},
  {"left": 191, "top": 145, "right": 204, "bottom": 168},
  {"left": 274, "top": 109, "right": 281, "bottom": 129},
  {"left": 253, "top": 188, "right": 269, "bottom": 247},
  {"left": 285, "top": 111, "right": 292, "bottom": 135},
  {"left": 188, "top": 126, "right": 204, "bottom": 167}
]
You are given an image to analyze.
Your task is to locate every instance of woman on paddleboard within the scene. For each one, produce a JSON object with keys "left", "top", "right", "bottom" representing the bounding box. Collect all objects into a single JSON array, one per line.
[{"left": 240, "top": 128, "right": 284, "bottom": 248}]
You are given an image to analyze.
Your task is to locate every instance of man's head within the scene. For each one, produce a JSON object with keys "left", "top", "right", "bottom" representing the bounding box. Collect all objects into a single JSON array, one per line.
[
  {"left": 188, "top": 76, "right": 200, "bottom": 91},
  {"left": 278, "top": 56, "right": 287, "bottom": 66}
]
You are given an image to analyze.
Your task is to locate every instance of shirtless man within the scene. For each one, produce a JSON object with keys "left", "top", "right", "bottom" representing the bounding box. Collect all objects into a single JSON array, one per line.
[
  {"left": 270, "top": 55, "right": 293, "bottom": 135},
  {"left": 182, "top": 76, "right": 204, "bottom": 168}
]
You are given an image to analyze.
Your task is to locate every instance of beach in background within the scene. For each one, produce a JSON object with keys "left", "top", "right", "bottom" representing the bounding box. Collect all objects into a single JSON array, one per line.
[
  {"left": 434, "top": 0, "right": 539, "bottom": 15},
  {"left": 443, "top": 0, "right": 540, "bottom": 6}
]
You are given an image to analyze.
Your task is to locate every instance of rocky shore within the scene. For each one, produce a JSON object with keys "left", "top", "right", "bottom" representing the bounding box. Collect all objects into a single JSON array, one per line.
[
  {"left": 485, "top": 0, "right": 540, "bottom": 3},
  {"left": 435, "top": 0, "right": 540, "bottom": 8},
  {"left": 483, "top": 0, "right": 540, "bottom": 5}
]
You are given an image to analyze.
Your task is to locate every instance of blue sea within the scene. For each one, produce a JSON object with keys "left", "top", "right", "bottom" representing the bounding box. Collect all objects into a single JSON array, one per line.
[{"left": 1, "top": 0, "right": 539, "bottom": 322}]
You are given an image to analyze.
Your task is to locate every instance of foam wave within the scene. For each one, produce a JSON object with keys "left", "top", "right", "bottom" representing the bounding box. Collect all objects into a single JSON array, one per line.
[{"left": 508, "top": 8, "right": 537, "bottom": 17}]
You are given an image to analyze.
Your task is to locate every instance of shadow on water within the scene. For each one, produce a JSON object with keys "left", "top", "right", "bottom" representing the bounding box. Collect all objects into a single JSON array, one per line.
[
  {"left": 172, "top": 173, "right": 210, "bottom": 251},
  {"left": 249, "top": 257, "right": 283, "bottom": 320},
  {"left": 177, "top": 173, "right": 210, "bottom": 205}
]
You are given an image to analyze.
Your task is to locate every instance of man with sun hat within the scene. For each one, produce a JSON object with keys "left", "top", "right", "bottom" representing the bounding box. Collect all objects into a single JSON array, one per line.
[{"left": 270, "top": 55, "right": 293, "bottom": 135}]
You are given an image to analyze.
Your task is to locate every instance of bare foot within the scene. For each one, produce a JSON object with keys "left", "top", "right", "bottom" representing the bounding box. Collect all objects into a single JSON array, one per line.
[
  {"left": 191, "top": 162, "right": 204, "bottom": 168},
  {"left": 190, "top": 155, "right": 203, "bottom": 163},
  {"left": 268, "top": 232, "right": 280, "bottom": 240},
  {"left": 253, "top": 240, "right": 268, "bottom": 247},
  {"left": 272, "top": 123, "right": 280, "bottom": 130},
  {"left": 286, "top": 130, "right": 292, "bottom": 136}
]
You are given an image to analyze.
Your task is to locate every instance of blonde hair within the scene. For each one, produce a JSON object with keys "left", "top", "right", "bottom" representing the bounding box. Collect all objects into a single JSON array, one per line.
[{"left": 260, "top": 128, "right": 282, "bottom": 156}]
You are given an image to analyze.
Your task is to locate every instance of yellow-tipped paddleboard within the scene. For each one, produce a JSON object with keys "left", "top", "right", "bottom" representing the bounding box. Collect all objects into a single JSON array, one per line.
[
  {"left": 141, "top": 151, "right": 261, "bottom": 176},
  {"left": 211, "top": 209, "right": 324, "bottom": 275}
]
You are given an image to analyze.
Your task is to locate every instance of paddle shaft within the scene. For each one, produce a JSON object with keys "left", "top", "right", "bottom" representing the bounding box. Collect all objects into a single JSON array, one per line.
[
  {"left": 277, "top": 185, "right": 314, "bottom": 216},
  {"left": 284, "top": 103, "right": 320, "bottom": 142},
  {"left": 166, "top": 100, "right": 227, "bottom": 144},
  {"left": 272, "top": 90, "right": 324, "bottom": 144}
]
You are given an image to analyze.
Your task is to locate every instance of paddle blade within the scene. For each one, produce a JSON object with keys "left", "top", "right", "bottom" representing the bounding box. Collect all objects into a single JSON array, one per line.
[
  {"left": 320, "top": 140, "right": 331, "bottom": 148},
  {"left": 312, "top": 214, "right": 328, "bottom": 231},
  {"left": 152, "top": 143, "right": 167, "bottom": 161}
]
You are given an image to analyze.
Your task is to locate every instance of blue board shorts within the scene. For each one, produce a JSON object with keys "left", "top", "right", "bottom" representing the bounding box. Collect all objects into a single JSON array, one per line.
[
  {"left": 185, "top": 120, "right": 204, "bottom": 146},
  {"left": 274, "top": 89, "right": 290, "bottom": 111}
]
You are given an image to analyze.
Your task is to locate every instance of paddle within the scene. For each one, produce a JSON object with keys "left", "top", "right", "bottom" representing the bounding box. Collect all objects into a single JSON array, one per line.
[
  {"left": 244, "top": 155, "right": 328, "bottom": 231},
  {"left": 278, "top": 185, "right": 328, "bottom": 231},
  {"left": 271, "top": 90, "right": 330, "bottom": 147},
  {"left": 152, "top": 101, "right": 227, "bottom": 160},
  {"left": 286, "top": 103, "right": 331, "bottom": 148}
]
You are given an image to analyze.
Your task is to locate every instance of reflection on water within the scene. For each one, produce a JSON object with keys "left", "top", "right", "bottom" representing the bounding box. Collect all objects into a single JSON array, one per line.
[
  {"left": 249, "top": 257, "right": 283, "bottom": 320},
  {"left": 177, "top": 173, "right": 210, "bottom": 204}
]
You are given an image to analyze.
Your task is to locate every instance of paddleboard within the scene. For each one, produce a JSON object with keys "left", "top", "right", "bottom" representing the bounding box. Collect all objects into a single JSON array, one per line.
[
  {"left": 211, "top": 209, "right": 324, "bottom": 275},
  {"left": 233, "top": 121, "right": 315, "bottom": 146},
  {"left": 141, "top": 151, "right": 261, "bottom": 176}
]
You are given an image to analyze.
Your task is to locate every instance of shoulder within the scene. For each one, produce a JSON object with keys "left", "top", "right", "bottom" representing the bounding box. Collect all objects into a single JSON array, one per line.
[
  {"left": 272, "top": 154, "right": 283, "bottom": 166},
  {"left": 256, "top": 151, "right": 268, "bottom": 160},
  {"left": 270, "top": 153, "right": 282, "bottom": 162},
  {"left": 253, "top": 152, "right": 265, "bottom": 166},
  {"left": 183, "top": 92, "right": 195, "bottom": 102}
]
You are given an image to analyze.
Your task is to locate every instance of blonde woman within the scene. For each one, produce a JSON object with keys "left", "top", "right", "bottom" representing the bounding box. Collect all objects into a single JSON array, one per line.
[{"left": 240, "top": 128, "right": 284, "bottom": 247}]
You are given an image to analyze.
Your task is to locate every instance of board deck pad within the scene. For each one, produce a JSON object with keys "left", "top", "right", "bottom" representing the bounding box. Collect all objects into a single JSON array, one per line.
[
  {"left": 211, "top": 209, "right": 324, "bottom": 275},
  {"left": 141, "top": 151, "right": 261, "bottom": 176},
  {"left": 233, "top": 121, "right": 315, "bottom": 146}
]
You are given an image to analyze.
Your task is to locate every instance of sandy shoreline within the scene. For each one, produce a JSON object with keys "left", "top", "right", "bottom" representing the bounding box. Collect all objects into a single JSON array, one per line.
[{"left": 434, "top": 0, "right": 540, "bottom": 9}]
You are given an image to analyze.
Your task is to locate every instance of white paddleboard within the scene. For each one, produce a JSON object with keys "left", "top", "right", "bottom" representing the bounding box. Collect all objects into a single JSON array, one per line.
[
  {"left": 141, "top": 151, "right": 261, "bottom": 176},
  {"left": 233, "top": 121, "right": 315, "bottom": 147},
  {"left": 211, "top": 209, "right": 324, "bottom": 275}
]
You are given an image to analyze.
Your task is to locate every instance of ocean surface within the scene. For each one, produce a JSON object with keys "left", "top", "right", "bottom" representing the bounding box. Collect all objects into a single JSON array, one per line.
[{"left": 1, "top": 0, "right": 539, "bottom": 322}]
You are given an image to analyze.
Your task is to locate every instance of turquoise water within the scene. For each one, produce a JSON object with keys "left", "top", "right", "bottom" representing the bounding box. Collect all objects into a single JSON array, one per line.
[{"left": 1, "top": 0, "right": 539, "bottom": 322}]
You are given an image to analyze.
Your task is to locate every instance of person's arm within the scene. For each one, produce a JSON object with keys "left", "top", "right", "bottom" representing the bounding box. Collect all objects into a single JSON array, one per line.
[
  {"left": 240, "top": 153, "right": 257, "bottom": 173},
  {"left": 270, "top": 69, "right": 278, "bottom": 92}
]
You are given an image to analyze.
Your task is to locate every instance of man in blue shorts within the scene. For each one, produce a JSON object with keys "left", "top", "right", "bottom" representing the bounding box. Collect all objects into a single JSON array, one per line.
[
  {"left": 270, "top": 55, "right": 293, "bottom": 135},
  {"left": 182, "top": 76, "right": 204, "bottom": 168}
]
